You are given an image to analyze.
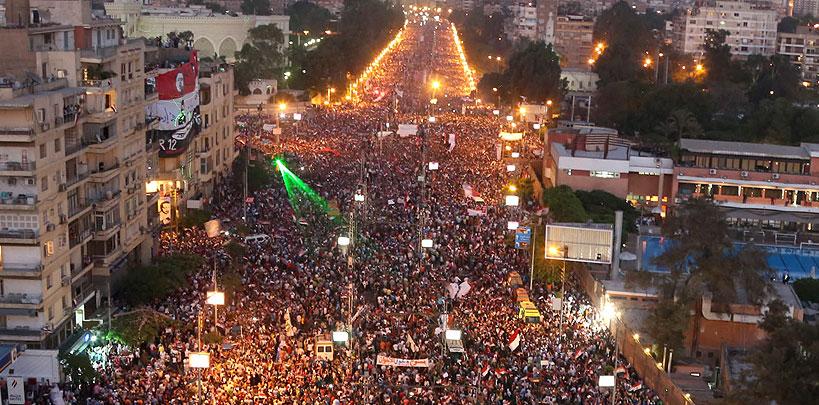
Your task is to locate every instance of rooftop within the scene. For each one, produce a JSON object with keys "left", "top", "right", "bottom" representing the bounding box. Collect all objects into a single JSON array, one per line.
[{"left": 679, "top": 138, "right": 819, "bottom": 160}]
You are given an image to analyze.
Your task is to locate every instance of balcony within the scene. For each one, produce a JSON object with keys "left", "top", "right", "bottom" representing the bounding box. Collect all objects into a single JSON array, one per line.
[
  {"left": 68, "top": 199, "right": 91, "bottom": 219},
  {"left": 89, "top": 162, "right": 119, "bottom": 182},
  {"left": 81, "top": 78, "right": 114, "bottom": 90},
  {"left": 93, "top": 221, "right": 121, "bottom": 240},
  {"left": 0, "top": 327, "right": 46, "bottom": 340},
  {"left": 80, "top": 46, "right": 119, "bottom": 63},
  {"left": 0, "top": 161, "right": 36, "bottom": 175},
  {"left": 0, "top": 228, "right": 38, "bottom": 244},
  {"left": 64, "top": 140, "right": 88, "bottom": 156},
  {"left": 70, "top": 256, "right": 94, "bottom": 281},
  {"left": 65, "top": 171, "right": 89, "bottom": 189},
  {"left": 0, "top": 194, "right": 37, "bottom": 210},
  {"left": 54, "top": 113, "right": 78, "bottom": 129},
  {"left": 0, "top": 293, "right": 43, "bottom": 307},
  {"left": 85, "top": 109, "right": 117, "bottom": 125},
  {"left": 0, "top": 128, "right": 35, "bottom": 142},
  {"left": 0, "top": 263, "right": 43, "bottom": 278},
  {"left": 69, "top": 228, "right": 92, "bottom": 248}
]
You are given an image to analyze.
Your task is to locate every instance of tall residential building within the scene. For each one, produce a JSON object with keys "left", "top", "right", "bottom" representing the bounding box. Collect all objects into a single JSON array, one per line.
[
  {"left": 672, "top": 1, "right": 778, "bottom": 59},
  {"left": 776, "top": 26, "right": 819, "bottom": 86},
  {"left": 142, "top": 47, "right": 237, "bottom": 222},
  {"left": 554, "top": 15, "right": 595, "bottom": 69},
  {"left": 508, "top": 2, "right": 538, "bottom": 41},
  {"left": 794, "top": 0, "right": 819, "bottom": 17},
  {"left": 0, "top": 0, "right": 151, "bottom": 349},
  {"left": 536, "top": 0, "right": 557, "bottom": 45}
]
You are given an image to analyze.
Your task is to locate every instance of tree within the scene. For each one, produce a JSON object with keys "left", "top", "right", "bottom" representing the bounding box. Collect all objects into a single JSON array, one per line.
[
  {"left": 504, "top": 41, "right": 565, "bottom": 103},
  {"left": 703, "top": 29, "right": 735, "bottom": 84},
  {"left": 645, "top": 297, "right": 689, "bottom": 351},
  {"left": 287, "top": 1, "right": 332, "bottom": 34},
  {"left": 108, "top": 310, "right": 178, "bottom": 347},
  {"left": 178, "top": 30, "right": 194, "bottom": 49},
  {"left": 730, "top": 300, "right": 819, "bottom": 404},
  {"left": 746, "top": 55, "right": 801, "bottom": 104},
  {"left": 594, "top": 80, "right": 647, "bottom": 133},
  {"left": 593, "top": 1, "right": 656, "bottom": 85},
  {"left": 234, "top": 24, "right": 285, "bottom": 94},
  {"left": 575, "top": 189, "right": 638, "bottom": 236},
  {"left": 647, "top": 199, "right": 773, "bottom": 349},
  {"left": 793, "top": 278, "right": 819, "bottom": 302},
  {"left": 117, "top": 254, "right": 203, "bottom": 306},
  {"left": 60, "top": 352, "right": 99, "bottom": 386},
  {"left": 653, "top": 109, "right": 703, "bottom": 143},
  {"left": 542, "top": 185, "right": 588, "bottom": 222},
  {"left": 241, "top": 0, "right": 271, "bottom": 15}
]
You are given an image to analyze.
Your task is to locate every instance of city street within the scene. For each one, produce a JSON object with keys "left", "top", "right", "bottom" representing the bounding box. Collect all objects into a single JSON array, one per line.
[{"left": 88, "top": 16, "right": 661, "bottom": 404}]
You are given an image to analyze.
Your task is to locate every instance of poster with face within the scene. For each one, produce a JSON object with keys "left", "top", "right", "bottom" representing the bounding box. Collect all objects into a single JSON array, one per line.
[{"left": 146, "top": 52, "right": 202, "bottom": 157}]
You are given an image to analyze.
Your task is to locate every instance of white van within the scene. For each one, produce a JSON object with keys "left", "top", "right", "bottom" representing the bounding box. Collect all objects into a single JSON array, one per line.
[
  {"left": 315, "top": 338, "right": 334, "bottom": 361},
  {"left": 243, "top": 234, "right": 271, "bottom": 244}
]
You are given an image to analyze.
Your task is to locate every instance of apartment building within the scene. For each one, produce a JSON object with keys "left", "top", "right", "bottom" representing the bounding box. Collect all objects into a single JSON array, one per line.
[
  {"left": 554, "top": 15, "right": 594, "bottom": 69},
  {"left": 672, "top": 1, "right": 778, "bottom": 59},
  {"left": 0, "top": 0, "right": 150, "bottom": 349},
  {"left": 776, "top": 26, "right": 819, "bottom": 86},
  {"left": 143, "top": 48, "right": 237, "bottom": 223},
  {"left": 508, "top": 2, "right": 538, "bottom": 41}
]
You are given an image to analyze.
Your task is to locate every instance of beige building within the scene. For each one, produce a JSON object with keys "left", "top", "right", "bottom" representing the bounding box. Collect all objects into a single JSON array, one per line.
[
  {"left": 672, "top": 1, "right": 778, "bottom": 59},
  {"left": 776, "top": 26, "right": 819, "bottom": 86},
  {"left": 0, "top": 0, "right": 151, "bottom": 348},
  {"left": 554, "top": 15, "right": 595, "bottom": 69}
]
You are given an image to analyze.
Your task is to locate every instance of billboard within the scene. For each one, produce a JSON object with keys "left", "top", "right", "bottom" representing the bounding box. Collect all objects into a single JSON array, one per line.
[
  {"left": 544, "top": 223, "right": 613, "bottom": 264},
  {"left": 8, "top": 376, "right": 24, "bottom": 404},
  {"left": 145, "top": 52, "right": 202, "bottom": 157}
]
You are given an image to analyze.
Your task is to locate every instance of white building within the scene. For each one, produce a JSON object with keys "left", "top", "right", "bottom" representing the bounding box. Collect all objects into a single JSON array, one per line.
[
  {"left": 776, "top": 26, "right": 819, "bottom": 85},
  {"left": 508, "top": 2, "right": 538, "bottom": 41},
  {"left": 105, "top": 0, "right": 290, "bottom": 61},
  {"left": 673, "top": 1, "right": 778, "bottom": 58}
]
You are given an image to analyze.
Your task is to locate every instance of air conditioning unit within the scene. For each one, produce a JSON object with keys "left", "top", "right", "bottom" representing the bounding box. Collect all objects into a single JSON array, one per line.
[
  {"left": 740, "top": 171, "right": 749, "bottom": 178},
  {"left": 46, "top": 223, "right": 55, "bottom": 232},
  {"left": 708, "top": 169, "right": 717, "bottom": 175},
  {"left": 40, "top": 122, "right": 50, "bottom": 131},
  {"left": 59, "top": 183, "right": 67, "bottom": 192},
  {"left": 772, "top": 173, "right": 781, "bottom": 180},
  {"left": 26, "top": 178, "right": 35, "bottom": 185}
]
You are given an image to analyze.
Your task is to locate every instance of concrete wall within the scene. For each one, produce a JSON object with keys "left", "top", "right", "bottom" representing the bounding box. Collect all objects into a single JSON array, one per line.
[{"left": 0, "top": 29, "right": 37, "bottom": 80}]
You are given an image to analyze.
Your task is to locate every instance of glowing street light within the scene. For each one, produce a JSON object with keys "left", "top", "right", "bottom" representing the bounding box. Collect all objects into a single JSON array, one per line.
[
  {"left": 508, "top": 184, "right": 517, "bottom": 192},
  {"left": 431, "top": 80, "right": 441, "bottom": 90}
]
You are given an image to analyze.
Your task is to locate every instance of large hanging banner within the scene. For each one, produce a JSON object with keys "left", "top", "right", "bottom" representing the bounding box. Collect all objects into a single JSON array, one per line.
[
  {"left": 376, "top": 355, "right": 431, "bottom": 368},
  {"left": 145, "top": 51, "right": 202, "bottom": 157}
]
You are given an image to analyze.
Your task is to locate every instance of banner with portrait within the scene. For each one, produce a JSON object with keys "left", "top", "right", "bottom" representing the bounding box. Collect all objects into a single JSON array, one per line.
[{"left": 145, "top": 52, "right": 202, "bottom": 157}]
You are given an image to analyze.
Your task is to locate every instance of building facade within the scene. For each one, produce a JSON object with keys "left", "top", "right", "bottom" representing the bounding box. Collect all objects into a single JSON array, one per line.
[
  {"left": 776, "top": 26, "right": 819, "bottom": 86},
  {"left": 536, "top": 0, "right": 557, "bottom": 45},
  {"left": 554, "top": 15, "right": 594, "bottom": 69},
  {"left": 0, "top": 0, "right": 152, "bottom": 349},
  {"left": 672, "top": 1, "right": 778, "bottom": 59},
  {"left": 507, "top": 2, "right": 538, "bottom": 41},
  {"left": 104, "top": 0, "right": 290, "bottom": 61}
]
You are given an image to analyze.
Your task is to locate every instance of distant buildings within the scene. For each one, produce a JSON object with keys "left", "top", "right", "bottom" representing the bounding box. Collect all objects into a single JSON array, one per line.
[
  {"left": 536, "top": 0, "right": 557, "bottom": 44},
  {"left": 507, "top": 2, "right": 538, "bottom": 41},
  {"left": 0, "top": 0, "right": 238, "bottom": 349},
  {"left": 672, "top": 1, "right": 778, "bottom": 59},
  {"left": 553, "top": 15, "right": 594, "bottom": 69},
  {"left": 776, "top": 26, "right": 819, "bottom": 86},
  {"left": 104, "top": 0, "right": 290, "bottom": 61}
]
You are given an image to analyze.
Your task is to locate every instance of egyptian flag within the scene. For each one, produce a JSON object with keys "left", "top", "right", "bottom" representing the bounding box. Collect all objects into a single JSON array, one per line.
[
  {"left": 508, "top": 330, "right": 521, "bottom": 352},
  {"left": 614, "top": 366, "right": 627, "bottom": 375},
  {"left": 629, "top": 382, "right": 643, "bottom": 392},
  {"left": 481, "top": 362, "right": 490, "bottom": 377},
  {"left": 156, "top": 51, "right": 199, "bottom": 100}
]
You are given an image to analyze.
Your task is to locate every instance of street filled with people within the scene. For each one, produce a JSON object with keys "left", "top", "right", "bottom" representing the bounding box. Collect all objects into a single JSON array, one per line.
[{"left": 79, "top": 16, "right": 661, "bottom": 404}]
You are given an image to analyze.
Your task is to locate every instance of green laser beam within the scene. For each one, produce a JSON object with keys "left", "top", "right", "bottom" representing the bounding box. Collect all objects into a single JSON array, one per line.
[{"left": 276, "top": 159, "right": 330, "bottom": 216}]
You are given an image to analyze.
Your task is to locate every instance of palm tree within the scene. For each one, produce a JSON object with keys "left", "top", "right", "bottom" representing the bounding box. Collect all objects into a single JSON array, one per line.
[{"left": 655, "top": 108, "right": 703, "bottom": 143}]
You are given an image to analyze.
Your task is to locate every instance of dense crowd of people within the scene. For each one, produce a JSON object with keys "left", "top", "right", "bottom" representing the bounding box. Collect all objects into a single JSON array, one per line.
[{"left": 63, "top": 17, "right": 662, "bottom": 405}]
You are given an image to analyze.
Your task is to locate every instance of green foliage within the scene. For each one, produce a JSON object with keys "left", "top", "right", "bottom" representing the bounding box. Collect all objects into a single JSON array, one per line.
[
  {"left": 108, "top": 311, "right": 177, "bottom": 347},
  {"left": 542, "top": 185, "right": 588, "bottom": 223},
  {"left": 593, "top": 1, "right": 656, "bottom": 85},
  {"left": 645, "top": 297, "right": 689, "bottom": 351},
  {"left": 730, "top": 300, "right": 819, "bottom": 404},
  {"left": 287, "top": 1, "right": 332, "bottom": 34},
  {"left": 59, "top": 352, "right": 99, "bottom": 386},
  {"left": 117, "top": 254, "right": 203, "bottom": 307},
  {"left": 234, "top": 24, "right": 285, "bottom": 94},
  {"left": 575, "top": 189, "right": 638, "bottom": 236},
  {"left": 303, "top": 0, "right": 403, "bottom": 91},
  {"left": 793, "top": 278, "right": 819, "bottom": 303},
  {"left": 504, "top": 41, "right": 565, "bottom": 103},
  {"left": 180, "top": 208, "right": 212, "bottom": 229},
  {"left": 241, "top": 0, "right": 271, "bottom": 15},
  {"left": 450, "top": 9, "right": 512, "bottom": 73},
  {"left": 224, "top": 241, "right": 247, "bottom": 261}
]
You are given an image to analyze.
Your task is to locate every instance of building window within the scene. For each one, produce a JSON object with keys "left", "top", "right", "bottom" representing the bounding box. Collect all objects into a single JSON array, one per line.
[
  {"left": 44, "top": 240, "right": 54, "bottom": 257},
  {"left": 41, "top": 176, "right": 48, "bottom": 191},
  {"left": 46, "top": 274, "right": 52, "bottom": 289},
  {"left": 39, "top": 144, "right": 47, "bottom": 159},
  {"left": 54, "top": 138, "right": 61, "bottom": 153}
]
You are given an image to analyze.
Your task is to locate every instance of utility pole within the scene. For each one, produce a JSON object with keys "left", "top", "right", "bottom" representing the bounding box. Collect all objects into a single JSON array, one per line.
[{"left": 558, "top": 245, "right": 568, "bottom": 342}]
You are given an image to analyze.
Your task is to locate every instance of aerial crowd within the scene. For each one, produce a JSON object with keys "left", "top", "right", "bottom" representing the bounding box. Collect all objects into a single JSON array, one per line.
[{"left": 69, "top": 17, "right": 662, "bottom": 405}]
